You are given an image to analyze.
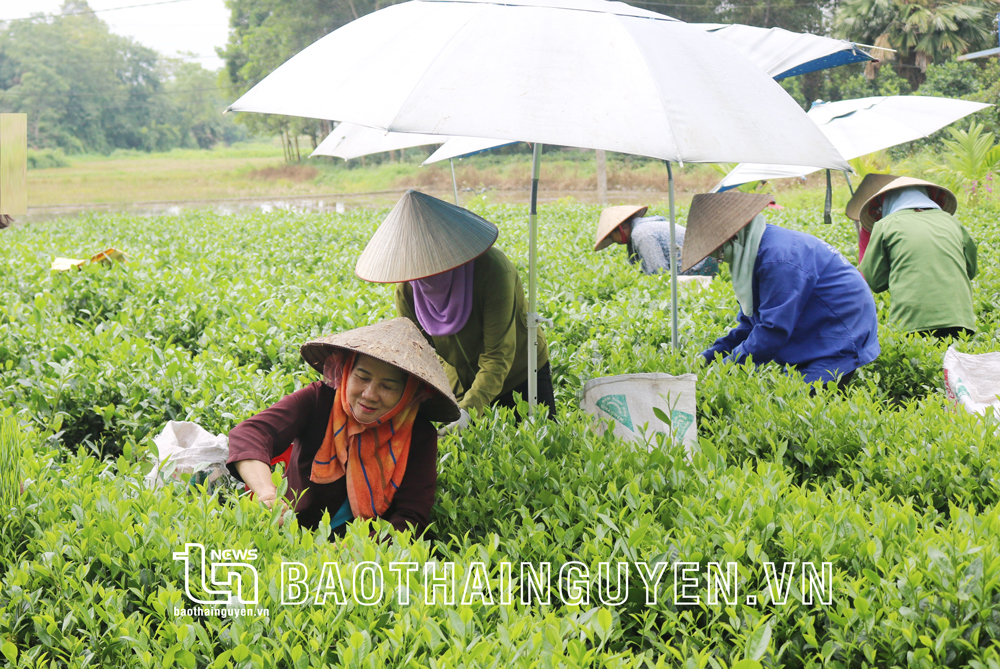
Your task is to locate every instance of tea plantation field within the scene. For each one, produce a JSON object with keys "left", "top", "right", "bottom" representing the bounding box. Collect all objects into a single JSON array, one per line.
[{"left": 1, "top": 199, "right": 999, "bottom": 668}]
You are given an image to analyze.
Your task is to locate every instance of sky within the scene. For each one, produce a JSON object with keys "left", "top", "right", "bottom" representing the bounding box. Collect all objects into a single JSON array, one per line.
[{"left": 0, "top": 0, "right": 231, "bottom": 70}]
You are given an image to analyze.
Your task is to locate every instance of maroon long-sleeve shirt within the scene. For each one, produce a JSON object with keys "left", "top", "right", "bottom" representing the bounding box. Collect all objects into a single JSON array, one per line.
[{"left": 226, "top": 381, "right": 438, "bottom": 536}]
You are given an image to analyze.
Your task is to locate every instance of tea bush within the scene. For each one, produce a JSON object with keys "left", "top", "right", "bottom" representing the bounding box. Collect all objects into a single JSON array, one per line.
[{"left": 0, "top": 199, "right": 998, "bottom": 667}]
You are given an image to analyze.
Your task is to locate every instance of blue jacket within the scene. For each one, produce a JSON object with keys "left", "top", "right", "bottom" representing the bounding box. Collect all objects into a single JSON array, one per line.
[{"left": 702, "top": 225, "right": 880, "bottom": 384}]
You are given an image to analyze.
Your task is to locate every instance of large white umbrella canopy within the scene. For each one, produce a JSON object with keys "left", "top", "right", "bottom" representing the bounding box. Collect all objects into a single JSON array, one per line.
[
  {"left": 713, "top": 96, "right": 991, "bottom": 191},
  {"left": 312, "top": 22, "right": 873, "bottom": 163},
  {"left": 228, "top": 0, "right": 849, "bottom": 170}
]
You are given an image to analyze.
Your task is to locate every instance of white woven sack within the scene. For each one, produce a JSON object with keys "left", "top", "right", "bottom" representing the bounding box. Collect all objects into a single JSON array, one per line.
[
  {"left": 581, "top": 373, "right": 698, "bottom": 456},
  {"left": 943, "top": 347, "right": 1000, "bottom": 420},
  {"left": 676, "top": 275, "right": 713, "bottom": 290},
  {"left": 145, "top": 420, "right": 230, "bottom": 486}
]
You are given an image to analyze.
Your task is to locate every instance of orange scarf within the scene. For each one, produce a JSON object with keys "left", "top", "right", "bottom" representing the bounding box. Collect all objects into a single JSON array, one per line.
[{"left": 310, "top": 353, "right": 424, "bottom": 518}]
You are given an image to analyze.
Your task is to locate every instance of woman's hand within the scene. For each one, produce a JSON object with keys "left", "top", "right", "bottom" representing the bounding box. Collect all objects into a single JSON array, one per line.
[
  {"left": 253, "top": 487, "right": 281, "bottom": 508},
  {"left": 255, "top": 489, "right": 292, "bottom": 527},
  {"left": 234, "top": 459, "right": 291, "bottom": 524},
  {"left": 438, "top": 408, "right": 470, "bottom": 436}
]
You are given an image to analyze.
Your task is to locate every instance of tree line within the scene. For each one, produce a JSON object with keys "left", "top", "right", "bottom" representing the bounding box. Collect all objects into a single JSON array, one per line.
[{"left": 0, "top": 0, "right": 244, "bottom": 154}]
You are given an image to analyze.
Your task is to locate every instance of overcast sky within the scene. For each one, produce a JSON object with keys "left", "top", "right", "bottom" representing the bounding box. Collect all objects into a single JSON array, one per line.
[{"left": 0, "top": 0, "right": 230, "bottom": 70}]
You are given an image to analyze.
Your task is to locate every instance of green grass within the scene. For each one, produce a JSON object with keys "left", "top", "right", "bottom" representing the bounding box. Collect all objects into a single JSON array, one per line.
[
  {"left": 26, "top": 138, "right": 1000, "bottom": 216},
  {"left": 25, "top": 141, "right": 760, "bottom": 207},
  {"left": 67, "top": 141, "right": 289, "bottom": 163}
]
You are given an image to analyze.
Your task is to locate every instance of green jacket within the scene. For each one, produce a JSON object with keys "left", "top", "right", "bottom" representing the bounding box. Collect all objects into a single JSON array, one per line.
[
  {"left": 395, "top": 247, "right": 548, "bottom": 412},
  {"left": 858, "top": 208, "right": 978, "bottom": 333}
]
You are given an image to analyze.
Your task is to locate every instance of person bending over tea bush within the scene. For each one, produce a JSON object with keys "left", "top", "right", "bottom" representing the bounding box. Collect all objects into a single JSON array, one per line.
[
  {"left": 226, "top": 318, "right": 460, "bottom": 538},
  {"left": 848, "top": 174, "right": 978, "bottom": 339},
  {"left": 683, "top": 192, "right": 880, "bottom": 390},
  {"left": 592, "top": 205, "right": 719, "bottom": 276},
  {"left": 356, "top": 190, "right": 555, "bottom": 431}
]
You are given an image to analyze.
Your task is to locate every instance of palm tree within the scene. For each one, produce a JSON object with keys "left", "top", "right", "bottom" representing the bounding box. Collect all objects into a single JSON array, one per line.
[{"left": 834, "top": 0, "right": 999, "bottom": 87}]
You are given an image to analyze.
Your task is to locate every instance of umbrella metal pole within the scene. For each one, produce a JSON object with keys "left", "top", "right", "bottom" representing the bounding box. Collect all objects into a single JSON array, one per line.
[
  {"left": 823, "top": 169, "right": 833, "bottom": 224},
  {"left": 844, "top": 172, "right": 860, "bottom": 243},
  {"left": 666, "top": 161, "right": 678, "bottom": 350},
  {"left": 450, "top": 159, "right": 460, "bottom": 205},
  {"left": 527, "top": 143, "right": 542, "bottom": 417}
]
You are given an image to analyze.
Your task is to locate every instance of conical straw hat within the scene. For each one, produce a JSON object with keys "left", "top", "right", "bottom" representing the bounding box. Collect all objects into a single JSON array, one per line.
[
  {"left": 680, "top": 192, "right": 773, "bottom": 272},
  {"left": 356, "top": 190, "right": 498, "bottom": 283},
  {"left": 300, "top": 318, "right": 460, "bottom": 422},
  {"left": 845, "top": 173, "right": 898, "bottom": 222},
  {"left": 594, "top": 205, "right": 648, "bottom": 251},
  {"left": 851, "top": 175, "right": 957, "bottom": 231}
]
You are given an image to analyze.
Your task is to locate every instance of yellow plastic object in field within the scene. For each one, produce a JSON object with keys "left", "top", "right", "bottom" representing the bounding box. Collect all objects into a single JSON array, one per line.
[
  {"left": 90, "top": 248, "right": 126, "bottom": 264},
  {"left": 51, "top": 248, "right": 127, "bottom": 271},
  {"left": 50, "top": 257, "right": 88, "bottom": 272},
  {"left": 0, "top": 113, "right": 27, "bottom": 217}
]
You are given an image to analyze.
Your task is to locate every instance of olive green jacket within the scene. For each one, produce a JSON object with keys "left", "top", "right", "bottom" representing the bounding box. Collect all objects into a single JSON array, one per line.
[
  {"left": 858, "top": 208, "right": 977, "bottom": 333},
  {"left": 395, "top": 247, "right": 549, "bottom": 412}
]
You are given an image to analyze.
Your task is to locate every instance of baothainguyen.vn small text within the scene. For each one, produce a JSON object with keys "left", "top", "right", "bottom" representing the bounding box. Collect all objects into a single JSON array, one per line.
[{"left": 173, "top": 606, "right": 270, "bottom": 618}]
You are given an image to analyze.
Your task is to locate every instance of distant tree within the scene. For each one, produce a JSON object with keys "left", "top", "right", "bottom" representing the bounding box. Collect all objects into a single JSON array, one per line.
[
  {"left": 919, "top": 59, "right": 1000, "bottom": 140},
  {"left": 0, "top": 4, "right": 133, "bottom": 151},
  {"left": 165, "top": 58, "right": 247, "bottom": 149},
  {"left": 0, "top": 0, "right": 244, "bottom": 153},
  {"left": 833, "top": 0, "right": 1000, "bottom": 88},
  {"left": 218, "top": 0, "right": 404, "bottom": 159},
  {"left": 779, "top": 62, "right": 913, "bottom": 110}
]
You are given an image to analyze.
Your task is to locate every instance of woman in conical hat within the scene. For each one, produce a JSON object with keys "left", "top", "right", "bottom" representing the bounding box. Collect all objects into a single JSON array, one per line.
[
  {"left": 682, "top": 192, "right": 880, "bottom": 389},
  {"left": 845, "top": 174, "right": 977, "bottom": 339},
  {"left": 226, "top": 318, "right": 460, "bottom": 537},
  {"left": 355, "top": 190, "right": 555, "bottom": 430},
  {"left": 593, "top": 205, "right": 719, "bottom": 276}
]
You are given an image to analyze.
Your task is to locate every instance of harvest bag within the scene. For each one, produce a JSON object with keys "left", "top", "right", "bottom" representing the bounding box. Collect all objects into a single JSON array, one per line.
[
  {"left": 581, "top": 373, "right": 698, "bottom": 456},
  {"left": 146, "top": 420, "right": 230, "bottom": 490},
  {"left": 943, "top": 347, "right": 1000, "bottom": 421}
]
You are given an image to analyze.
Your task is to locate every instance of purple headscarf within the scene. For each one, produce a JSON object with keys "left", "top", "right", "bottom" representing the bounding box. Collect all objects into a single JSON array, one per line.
[{"left": 410, "top": 260, "right": 476, "bottom": 336}]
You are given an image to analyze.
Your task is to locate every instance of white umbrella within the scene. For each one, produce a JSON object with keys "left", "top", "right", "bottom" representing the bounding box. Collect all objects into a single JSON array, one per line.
[
  {"left": 228, "top": 0, "right": 850, "bottom": 414},
  {"left": 423, "top": 136, "right": 518, "bottom": 165},
  {"left": 418, "top": 26, "right": 873, "bottom": 170},
  {"left": 420, "top": 25, "right": 873, "bottom": 163},
  {"left": 713, "top": 96, "right": 991, "bottom": 192},
  {"left": 310, "top": 123, "right": 514, "bottom": 203},
  {"left": 315, "top": 23, "right": 872, "bottom": 167},
  {"left": 312, "top": 122, "right": 472, "bottom": 203},
  {"left": 228, "top": 0, "right": 847, "bottom": 167},
  {"left": 311, "top": 122, "right": 445, "bottom": 160},
  {"left": 696, "top": 23, "right": 872, "bottom": 80}
]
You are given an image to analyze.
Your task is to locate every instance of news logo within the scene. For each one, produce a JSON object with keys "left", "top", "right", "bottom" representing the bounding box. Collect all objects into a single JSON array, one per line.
[{"left": 172, "top": 543, "right": 260, "bottom": 606}]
